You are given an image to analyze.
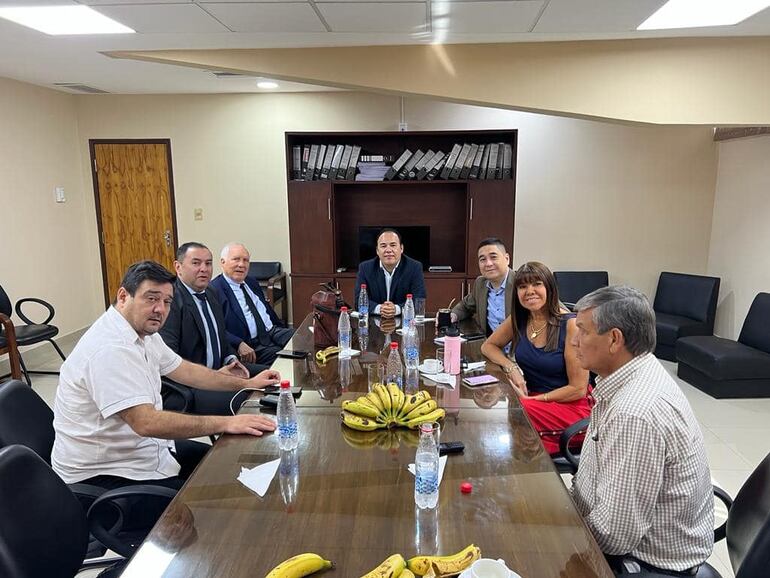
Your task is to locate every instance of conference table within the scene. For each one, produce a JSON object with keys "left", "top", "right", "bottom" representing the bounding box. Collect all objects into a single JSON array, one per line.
[{"left": 119, "top": 315, "right": 613, "bottom": 578}]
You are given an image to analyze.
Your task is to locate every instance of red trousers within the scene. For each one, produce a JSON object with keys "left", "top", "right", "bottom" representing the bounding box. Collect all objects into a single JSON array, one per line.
[{"left": 519, "top": 392, "right": 593, "bottom": 455}]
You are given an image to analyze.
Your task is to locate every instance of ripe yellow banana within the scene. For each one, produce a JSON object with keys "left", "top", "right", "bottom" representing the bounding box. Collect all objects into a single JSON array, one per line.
[
  {"left": 399, "top": 391, "right": 431, "bottom": 418},
  {"left": 315, "top": 346, "right": 341, "bottom": 364},
  {"left": 365, "top": 391, "right": 385, "bottom": 413},
  {"left": 406, "top": 408, "right": 446, "bottom": 429},
  {"left": 406, "top": 544, "right": 481, "bottom": 576},
  {"left": 401, "top": 570, "right": 416, "bottom": 578},
  {"left": 374, "top": 384, "right": 392, "bottom": 416},
  {"left": 387, "top": 383, "right": 405, "bottom": 416},
  {"left": 357, "top": 396, "right": 381, "bottom": 411},
  {"left": 403, "top": 399, "right": 437, "bottom": 421},
  {"left": 342, "top": 400, "right": 381, "bottom": 419},
  {"left": 360, "top": 554, "right": 406, "bottom": 578},
  {"left": 341, "top": 410, "right": 383, "bottom": 431},
  {"left": 266, "top": 553, "right": 334, "bottom": 578}
]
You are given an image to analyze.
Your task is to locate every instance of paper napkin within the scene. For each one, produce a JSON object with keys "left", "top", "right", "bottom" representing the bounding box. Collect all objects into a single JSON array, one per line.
[{"left": 237, "top": 458, "right": 280, "bottom": 497}]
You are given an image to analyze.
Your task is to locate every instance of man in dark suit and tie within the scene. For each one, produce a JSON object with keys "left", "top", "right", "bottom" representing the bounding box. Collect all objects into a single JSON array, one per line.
[
  {"left": 355, "top": 228, "right": 426, "bottom": 319},
  {"left": 211, "top": 242, "right": 295, "bottom": 366},
  {"left": 160, "top": 242, "right": 265, "bottom": 415}
]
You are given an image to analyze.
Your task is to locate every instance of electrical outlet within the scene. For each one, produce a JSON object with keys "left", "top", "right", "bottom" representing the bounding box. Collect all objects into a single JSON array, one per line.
[
  {"left": 194, "top": 208, "right": 203, "bottom": 221},
  {"left": 54, "top": 186, "right": 66, "bottom": 203}
]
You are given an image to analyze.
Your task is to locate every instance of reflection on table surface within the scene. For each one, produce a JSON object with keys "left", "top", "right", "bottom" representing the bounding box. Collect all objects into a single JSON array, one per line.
[{"left": 119, "top": 315, "right": 613, "bottom": 578}]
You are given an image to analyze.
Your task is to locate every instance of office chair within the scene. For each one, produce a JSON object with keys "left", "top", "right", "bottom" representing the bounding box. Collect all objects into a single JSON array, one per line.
[
  {"left": 0, "top": 283, "right": 67, "bottom": 385},
  {"left": 553, "top": 271, "right": 609, "bottom": 311},
  {"left": 248, "top": 261, "right": 289, "bottom": 324},
  {"left": 0, "top": 313, "right": 22, "bottom": 382},
  {"left": 552, "top": 417, "right": 590, "bottom": 475}
]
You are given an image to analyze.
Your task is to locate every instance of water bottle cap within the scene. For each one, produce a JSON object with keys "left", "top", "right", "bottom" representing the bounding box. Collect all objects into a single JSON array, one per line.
[
  {"left": 341, "top": 306, "right": 348, "bottom": 312},
  {"left": 280, "top": 380, "right": 290, "bottom": 389},
  {"left": 419, "top": 422, "right": 434, "bottom": 433},
  {"left": 390, "top": 341, "right": 398, "bottom": 349},
  {"left": 407, "top": 293, "right": 413, "bottom": 298},
  {"left": 361, "top": 284, "right": 367, "bottom": 288},
  {"left": 460, "top": 482, "right": 473, "bottom": 494}
]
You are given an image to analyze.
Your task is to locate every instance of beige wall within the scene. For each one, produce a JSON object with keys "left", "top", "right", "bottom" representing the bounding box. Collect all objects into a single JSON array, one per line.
[
  {"left": 0, "top": 77, "right": 101, "bottom": 335},
  {"left": 708, "top": 136, "right": 770, "bottom": 339}
]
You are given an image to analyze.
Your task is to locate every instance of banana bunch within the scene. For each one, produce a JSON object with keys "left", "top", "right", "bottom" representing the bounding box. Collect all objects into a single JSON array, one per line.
[
  {"left": 265, "top": 553, "right": 334, "bottom": 578},
  {"left": 341, "top": 385, "right": 446, "bottom": 431},
  {"left": 406, "top": 544, "right": 481, "bottom": 576},
  {"left": 315, "top": 345, "right": 341, "bottom": 365},
  {"left": 360, "top": 554, "right": 406, "bottom": 578},
  {"left": 340, "top": 425, "right": 420, "bottom": 450}
]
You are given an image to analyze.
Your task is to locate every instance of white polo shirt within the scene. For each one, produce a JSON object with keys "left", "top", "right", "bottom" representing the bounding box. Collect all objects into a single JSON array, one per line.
[{"left": 52, "top": 306, "right": 183, "bottom": 484}]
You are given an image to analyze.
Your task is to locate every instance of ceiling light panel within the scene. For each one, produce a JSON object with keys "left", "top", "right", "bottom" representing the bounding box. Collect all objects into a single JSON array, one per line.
[
  {"left": 0, "top": 5, "right": 134, "bottom": 35},
  {"left": 638, "top": 0, "right": 770, "bottom": 30}
]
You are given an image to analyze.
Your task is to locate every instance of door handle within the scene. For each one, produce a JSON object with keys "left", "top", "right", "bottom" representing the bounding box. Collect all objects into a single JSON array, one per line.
[{"left": 164, "top": 230, "right": 172, "bottom": 247}]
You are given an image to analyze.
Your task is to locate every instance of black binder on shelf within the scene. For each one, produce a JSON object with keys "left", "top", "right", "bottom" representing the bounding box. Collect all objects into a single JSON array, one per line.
[
  {"left": 449, "top": 143, "right": 471, "bottom": 180},
  {"left": 468, "top": 144, "right": 485, "bottom": 179},
  {"left": 398, "top": 150, "right": 424, "bottom": 180},
  {"left": 486, "top": 143, "right": 499, "bottom": 179},
  {"left": 440, "top": 143, "right": 462, "bottom": 180},
  {"left": 426, "top": 155, "right": 447, "bottom": 180},
  {"left": 306, "top": 144, "right": 319, "bottom": 181},
  {"left": 384, "top": 149, "right": 412, "bottom": 180},
  {"left": 478, "top": 145, "right": 491, "bottom": 180},
  {"left": 459, "top": 143, "right": 478, "bottom": 179},
  {"left": 417, "top": 150, "right": 444, "bottom": 180},
  {"left": 495, "top": 142, "right": 505, "bottom": 179},
  {"left": 313, "top": 145, "right": 327, "bottom": 180},
  {"left": 300, "top": 145, "right": 310, "bottom": 179},
  {"left": 337, "top": 145, "right": 353, "bottom": 180},
  {"left": 329, "top": 145, "right": 345, "bottom": 180},
  {"left": 319, "top": 144, "right": 335, "bottom": 180},
  {"left": 502, "top": 143, "right": 512, "bottom": 179},
  {"left": 409, "top": 149, "right": 434, "bottom": 180},
  {"left": 345, "top": 145, "right": 361, "bottom": 180},
  {"left": 291, "top": 146, "right": 302, "bottom": 180}
]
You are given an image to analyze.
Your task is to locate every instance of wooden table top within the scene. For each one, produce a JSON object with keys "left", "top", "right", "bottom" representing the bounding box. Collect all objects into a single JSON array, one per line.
[{"left": 119, "top": 315, "right": 612, "bottom": 578}]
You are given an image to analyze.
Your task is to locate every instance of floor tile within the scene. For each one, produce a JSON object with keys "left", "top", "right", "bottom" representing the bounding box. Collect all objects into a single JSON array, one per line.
[{"left": 704, "top": 442, "right": 753, "bottom": 470}]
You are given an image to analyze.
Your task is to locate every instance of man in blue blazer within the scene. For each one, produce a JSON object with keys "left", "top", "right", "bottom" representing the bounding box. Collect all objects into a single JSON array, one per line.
[
  {"left": 355, "top": 228, "right": 426, "bottom": 319},
  {"left": 211, "top": 242, "right": 294, "bottom": 366}
]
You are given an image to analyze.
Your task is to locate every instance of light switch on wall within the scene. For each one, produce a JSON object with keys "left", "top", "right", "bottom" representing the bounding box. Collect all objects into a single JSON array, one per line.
[
  {"left": 194, "top": 208, "right": 203, "bottom": 221},
  {"left": 54, "top": 186, "right": 66, "bottom": 203}
]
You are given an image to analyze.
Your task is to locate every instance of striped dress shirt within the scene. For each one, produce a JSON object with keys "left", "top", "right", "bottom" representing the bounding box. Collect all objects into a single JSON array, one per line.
[{"left": 571, "top": 353, "right": 714, "bottom": 572}]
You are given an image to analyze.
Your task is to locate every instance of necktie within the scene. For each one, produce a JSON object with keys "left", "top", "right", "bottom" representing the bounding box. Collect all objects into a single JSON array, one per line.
[
  {"left": 240, "top": 284, "right": 271, "bottom": 346},
  {"left": 194, "top": 292, "right": 220, "bottom": 368}
]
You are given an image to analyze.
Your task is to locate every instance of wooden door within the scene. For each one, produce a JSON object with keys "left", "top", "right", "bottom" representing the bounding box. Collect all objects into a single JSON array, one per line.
[
  {"left": 424, "top": 277, "right": 466, "bottom": 315},
  {"left": 287, "top": 182, "right": 334, "bottom": 274},
  {"left": 91, "top": 140, "right": 178, "bottom": 306},
  {"left": 467, "top": 180, "right": 514, "bottom": 274}
]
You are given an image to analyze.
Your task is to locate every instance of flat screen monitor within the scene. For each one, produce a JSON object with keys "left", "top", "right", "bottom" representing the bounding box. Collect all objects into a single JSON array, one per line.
[{"left": 358, "top": 226, "right": 430, "bottom": 270}]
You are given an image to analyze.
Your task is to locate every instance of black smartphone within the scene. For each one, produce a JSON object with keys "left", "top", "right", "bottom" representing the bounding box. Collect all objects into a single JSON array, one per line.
[
  {"left": 439, "top": 441, "right": 465, "bottom": 456},
  {"left": 258, "top": 395, "right": 279, "bottom": 409},
  {"left": 461, "top": 332, "right": 486, "bottom": 341},
  {"left": 276, "top": 350, "right": 309, "bottom": 359}
]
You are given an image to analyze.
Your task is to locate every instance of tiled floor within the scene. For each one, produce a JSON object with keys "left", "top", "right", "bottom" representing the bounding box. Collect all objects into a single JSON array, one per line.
[{"left": 14, "top": 346, "right": 770, "bottom": 577}]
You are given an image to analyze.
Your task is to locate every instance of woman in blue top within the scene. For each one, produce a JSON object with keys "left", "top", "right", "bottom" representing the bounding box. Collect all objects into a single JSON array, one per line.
[{"left": 481, "top": 261, "right": 592, "bottom": 454}]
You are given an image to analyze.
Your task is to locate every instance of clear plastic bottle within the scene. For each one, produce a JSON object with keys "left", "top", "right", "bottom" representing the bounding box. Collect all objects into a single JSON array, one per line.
[
  {"left": 358, "top": 284, "right": 369, "bottom": 322},
  {"left": 403, "top": 319, "right": 420, "bottom": 370},
  {"left": 279, "top": 448, "right": 299, "bottom": 510},
  {"left": 277, "top": 379, "right": 299, "bottom": 451},
  {"left": 403, "top": 293, "right": 415, "bottom": 328},
  {"left": 414, "top": 422, "right": 440, "bottom": 509},
  {"left": 338, "top": 306, "right": 351, "bottom": 358},
  {"left": 385, "top": 341, "right": 403, "bottom": 387}
]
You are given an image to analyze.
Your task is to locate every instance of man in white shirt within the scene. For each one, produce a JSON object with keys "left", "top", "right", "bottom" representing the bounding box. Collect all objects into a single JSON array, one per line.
[
  {"left": 52, "top": 260, "right": 279, "bottom": 491},
  {"left": 570, "top": 285, "right": 713, "bottom": 576}
]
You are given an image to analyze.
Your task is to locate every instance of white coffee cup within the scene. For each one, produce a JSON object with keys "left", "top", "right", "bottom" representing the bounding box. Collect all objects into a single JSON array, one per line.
[
  {"left": 469, "top": 558, "right": 510, "bottom": 578},
  {"left": 423, "top": 358, "right": 442, "bottom": 374}
]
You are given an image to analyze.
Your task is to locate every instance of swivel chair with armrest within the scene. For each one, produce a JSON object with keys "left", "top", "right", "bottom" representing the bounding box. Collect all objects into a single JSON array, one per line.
[
  {"left": 248, "top": 261, "right": 289, "bottom": 324},
  {"left": 0, "top": 313, "right": 22, "bottom": 382}
]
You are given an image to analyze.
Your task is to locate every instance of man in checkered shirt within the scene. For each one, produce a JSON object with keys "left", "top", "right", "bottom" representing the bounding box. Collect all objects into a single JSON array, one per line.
[{"left": 570, "top": 285, "right": 713, "bottom": 576}]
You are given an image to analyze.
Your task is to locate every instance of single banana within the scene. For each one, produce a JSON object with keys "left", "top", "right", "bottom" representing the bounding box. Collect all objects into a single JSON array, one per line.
[
  {"left": 406, "top": 408, "right": 446, "bottom": 429},
  {"left": 266, "top": 553, "right": 334, "bottom": 578},
  {"left": 315, "top": 346, "right": 341, "bottom": 364},
  {"left": 357, "top": 396, "right": 381, "bottom": 411},
  {"left": 387, "top": 383, "right": 405, "bottom": 417},
  {"left": 342, "top": 400, "right": 381, "bottom": 419},
  {"left": 341, "top": 410, "right": 383, "bottom": 431},
  {"left": 404, "top": 399, "right": 437, "bottom": 421},
  {"left": 399, "top": 391, "right": 430, "bottom": 418},
  {"left": 360, "top": 554, "right": 406, "bottom": 578},
  {"left": 406, "top": 544, "right": 481, "bottom": 576},
  {"left": 374, "top": 384, "right": 392, "bottom": 417},
  {"left": 400, "top": 570, "right": 416, "bottom": 578},
  {"left": 365, "top": 391, "right": 385, "bottom": 414}
]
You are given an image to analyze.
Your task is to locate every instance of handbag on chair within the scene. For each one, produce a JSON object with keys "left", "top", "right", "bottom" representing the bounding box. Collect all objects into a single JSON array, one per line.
[{"left": 311, "top": 282, "right": 349, "bottom": 349}]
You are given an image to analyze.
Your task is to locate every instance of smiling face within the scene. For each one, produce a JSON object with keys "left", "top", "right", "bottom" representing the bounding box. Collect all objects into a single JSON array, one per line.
[
  {"left": 116, "top": 280, "right": 174, "bottom": 338},
  {"left": 175, "top": 246, "right": 213, "bottom": 292},
  {"left": 376, "top": 231, "right": 403, "bottom": 270},
  {"left": 516, "top": 278, "right": 548, "bottom": 313},
  {"left": 477, "top": 243, "right": 510, "bottom": 285},
  {"left": 221, "top": 244, "right": 251, "bottom": 284}
]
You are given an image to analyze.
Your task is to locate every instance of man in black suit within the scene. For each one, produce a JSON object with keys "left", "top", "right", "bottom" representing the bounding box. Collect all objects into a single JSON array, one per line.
[
  {"left": 211, "top": 242, "right": 294, "bottom": 367},
  {"left": 355, "top": 228, "right": 426, "bottom": 319},
  {"left": 160, "top": 242, "right": 264, "bottom": 415}
]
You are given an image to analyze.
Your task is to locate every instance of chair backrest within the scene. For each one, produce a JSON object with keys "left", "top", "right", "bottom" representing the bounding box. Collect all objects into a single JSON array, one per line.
[
  {"left": 553, "top": 271, "right": 609, "bottom": 305},
  {"left": 738, "top": 293, "right": 770, "bottom": 354},
  {"left": 0, "top": 380, "right": 55, "bottom": 462},
  {"left": 653, "top": 272, "right": 720, "bottom": 326},
  {"left": 727, "top": 451, "right": 770, "bottom": 577},
  {"left": 248, "top": 261, "right": 282, "bottom": 281},
  {"left": 0, "top": 445, "right": 89, "bottom": 578},
  {"left": 0, "top": 284, "right": 11, "bottom": 317}
]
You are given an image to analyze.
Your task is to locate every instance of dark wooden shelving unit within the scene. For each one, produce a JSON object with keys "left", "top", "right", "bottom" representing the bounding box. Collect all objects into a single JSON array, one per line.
[{"left": 285, "top": 130, "right": 517, "bottom": 321}]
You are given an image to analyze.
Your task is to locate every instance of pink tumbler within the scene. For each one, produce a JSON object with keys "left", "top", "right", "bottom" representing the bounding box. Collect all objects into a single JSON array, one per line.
[{"left": 443, "top": 327, "right": 462, "bottom": 375}]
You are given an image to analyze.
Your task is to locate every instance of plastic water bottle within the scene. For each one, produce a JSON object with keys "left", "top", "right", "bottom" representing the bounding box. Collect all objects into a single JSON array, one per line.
[
  {"left": 415, "top": 422, "right": 440, "bottom": 509},
  {"left": 403, "top": 293, "right": 415, "bottom": 328},
  {"left": 403, "top": 319, "right": 419, "bottom": 370},
  {"left": 279, "top": 448, "right": 299, "bottom": 510},
  {"left": 385, "top": 341, "right": 403, "bottom": 387},
  {"left": 277, "top": 380, "right": 299, "bottom": 450},
  {"left": 358, "top": 284, "right": 369, "bottom": 321},
  {"left": 338, "top": 306, "right": 351, "bottom": 358}
]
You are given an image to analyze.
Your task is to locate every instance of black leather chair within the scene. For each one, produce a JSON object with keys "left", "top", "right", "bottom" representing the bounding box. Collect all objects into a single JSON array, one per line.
[
  {"left": 652, "top": 272, "right": 720, "bottom": 361},
  {"left": 553, "top": 271, "right": 609, "bottom": 311},
  {"left": 677, "top": 293, "right": 770, "bottom": 398},
  {"left": 0, "top": 283, "right": 67, "bottom": 385},
  {"left": 0, "top": 379, "right": 176, "bottom": 558},
  {"left": 0, "top": 445, "right": 127, "bottom": 578},
  {"left": 552, "top": 417, "right": 590, "bottom": 475},
  {"left": 0, "top": 313, "right": 22, "bottom": 382},
  {"left": 248, "top": 261, "right": 288, "bottom": 324}
]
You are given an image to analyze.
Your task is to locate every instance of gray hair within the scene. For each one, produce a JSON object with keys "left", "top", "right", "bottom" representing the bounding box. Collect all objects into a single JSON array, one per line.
[
  {"left": 574, "top": 285, "right": 656, "bottom": 356},
  {"left": 220, "top": 242, "right": 248, "bottom": 260}
]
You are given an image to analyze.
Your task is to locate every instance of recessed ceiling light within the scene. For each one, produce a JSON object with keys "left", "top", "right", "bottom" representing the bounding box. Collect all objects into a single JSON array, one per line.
[
  {"left": 0, "top": 5, "right": 135, "bottom": 35},
  {"left": 257, "top": 81, "right": 279, "bottom": 89},
  {"left": 638, "top": 0, "right": 770, "bottom": 30}
]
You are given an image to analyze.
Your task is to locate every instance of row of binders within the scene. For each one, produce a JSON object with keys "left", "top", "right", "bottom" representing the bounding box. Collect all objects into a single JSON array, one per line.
[{"left": 291, "top": 142, "right": 513, "bottom": 181}]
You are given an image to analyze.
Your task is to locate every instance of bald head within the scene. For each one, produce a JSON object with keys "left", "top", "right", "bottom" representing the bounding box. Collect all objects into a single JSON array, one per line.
[{"left": 220, "top": 242, "right": 250, "bottom": 283}]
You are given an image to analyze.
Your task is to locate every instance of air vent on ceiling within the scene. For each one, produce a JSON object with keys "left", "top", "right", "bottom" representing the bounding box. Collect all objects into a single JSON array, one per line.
[
  {"left": 211, "top": 71, "right": 252, "bottom": 78},
  {"left": 53, "top": 83, "right": 110, "bottom": 94}
]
